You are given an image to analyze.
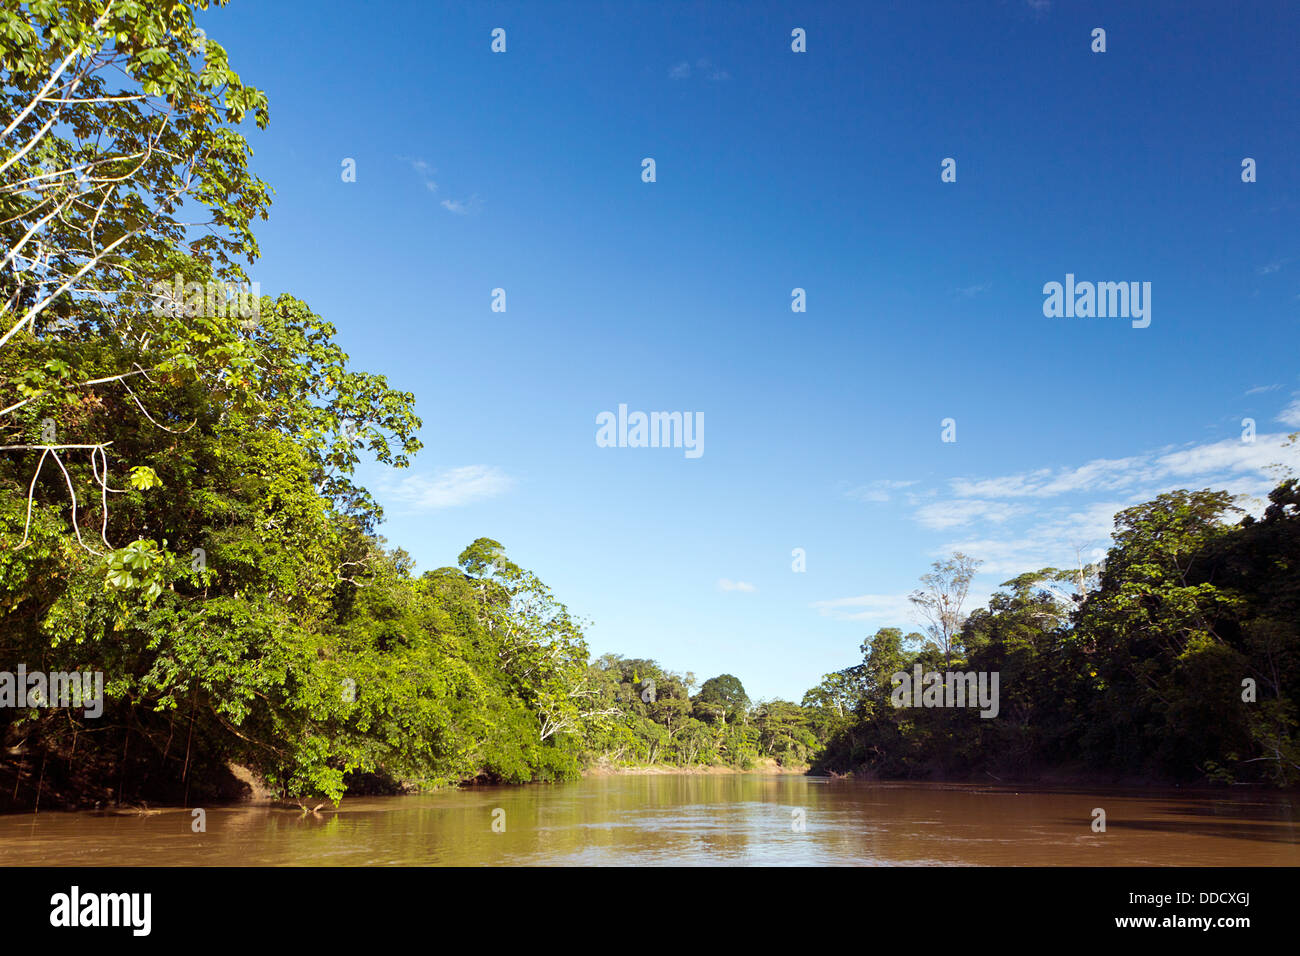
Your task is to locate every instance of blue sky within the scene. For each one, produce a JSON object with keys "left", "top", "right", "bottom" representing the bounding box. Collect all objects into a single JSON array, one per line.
[{"left": 201, "top": 0, "right": 1300, "bottom": 701}]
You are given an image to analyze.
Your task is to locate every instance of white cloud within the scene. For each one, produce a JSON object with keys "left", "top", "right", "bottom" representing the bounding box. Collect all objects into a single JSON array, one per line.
[
  {"left": 717, "top": 579, "right": 757, "bottom": 593},
  {"left": 400, "top": 156, "right": 438, "bottom": 193},
  {"left": 914, "top": 498, "right": 1022, "bottom": 530},
  {"left": 695, "top": 58, "right": 729, "bottom": 80},
  {"left": 384, "top": 465, "right": 513, "bottom": 510},
  {"left": 916, "top": 420, "right": 1300, "bottom": 579},
  {"left": 1246, "top": 384, "right": 1281, "bottom": 395},
  {"left": 670, "top": 58, "right": 729, "bottom": 82},
  {"left": 938, "top": 499, "right": 1132, "bottom": 577},
  {"left": 1153, "top": 436, "right": 1297, "bottom": 479},
  {"left": 1277, "top": 398, "right": 1300, "bottom": 428},
  {"left": 441, "top": 195, "right": 482, "bottom": 215},
  {"left": 948, "top": 432, "right": 1299, "bottom": 503},
  {"left": 811, "top": 592, "right": 917, "bottom": 624},
  {"left": 821, "top": 405, "right": 1300, "bottom": 623},
  {"left": 949, "top": 456, "right": 1148, "bottom": 499},
  {"left": 956, "top": 282, "right": 992, "bottom": 298},
  {"left": 811, "top": 589, "right": 996, "bottom": 629},
  {"left": 397, "top": 159, "right": 479, "bottom": 212},
  {"left": 846, "top": 479, "right": 918, "bottom": 503}
]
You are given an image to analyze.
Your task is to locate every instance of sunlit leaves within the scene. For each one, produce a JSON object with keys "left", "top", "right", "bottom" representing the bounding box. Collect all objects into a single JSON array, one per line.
[
  {"left": 105, "top": 538, "right": 166, "bottom": 602},
  {"left": 127, "top": 464, "right": 161, "bottom": 490}
]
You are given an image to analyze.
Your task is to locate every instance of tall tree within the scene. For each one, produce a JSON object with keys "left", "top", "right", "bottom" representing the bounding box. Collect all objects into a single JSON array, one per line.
[
  {"left": 909, "top": 552, "right": 981, "bottom": 667},
  {"left": 695, "top": 673, "right": 750, "bottom": 725},
  {"left": 1, "top": 0, "right": 270, "bottom": 356}
]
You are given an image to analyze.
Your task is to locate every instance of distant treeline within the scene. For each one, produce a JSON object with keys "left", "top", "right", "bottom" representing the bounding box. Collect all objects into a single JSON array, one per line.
[{"left": 804, "top": 483, "right": 1300, "bottom": 787}]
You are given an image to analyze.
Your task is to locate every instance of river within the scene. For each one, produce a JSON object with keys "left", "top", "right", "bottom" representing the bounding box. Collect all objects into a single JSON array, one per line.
[{"left": 2, "top": 775, "right": 1297, "bottom": 866}]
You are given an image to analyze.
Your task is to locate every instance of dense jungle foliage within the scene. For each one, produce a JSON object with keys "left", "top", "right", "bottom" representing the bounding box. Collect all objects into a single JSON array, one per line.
[{"left": 2, "top": 2, "right": 1296, "bottom": 811}]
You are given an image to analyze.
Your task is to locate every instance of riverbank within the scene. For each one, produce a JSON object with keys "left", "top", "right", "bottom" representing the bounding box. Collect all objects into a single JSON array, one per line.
[
  {"left": 813, "top": 762, "right": 1290, "bottom": 790},
  {"left": 583, "top": 757, "right": 809, "bottom": 776}
]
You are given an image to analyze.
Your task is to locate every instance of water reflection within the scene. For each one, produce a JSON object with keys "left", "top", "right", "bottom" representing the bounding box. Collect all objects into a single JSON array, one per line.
[{"left": 2, "top": 777, "right": 1297, "bottom": 866}]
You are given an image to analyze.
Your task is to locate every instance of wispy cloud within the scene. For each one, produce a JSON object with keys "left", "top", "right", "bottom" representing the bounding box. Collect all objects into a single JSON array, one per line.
[
  {"left": 937, "top": 499, "right": 1140, "bottom": 577},
  {"left": 817, "top": 416, "right": 1299, "bottom": 621},
  {"left": 845, "top": 479, "right": 918, "bottom": 503},
  {"left": 947, "top": 434, "right": 1296, "bottom": 503},
  {"left": 717, "top": 578, "right": 757, "bottom": 593},
  {"left": 398, "top": 157, "right": 480, "bottom": 212},
  {"left": 811, "top": 592, "right": 917, "bottom": 624},
  {"left": 697, "top": 58, "right": 730, "bottom": 81},
  {"left": 1246, "top": 384, "right": 1281, "bottom": 395},
  {"left": 1278, "top": 398, "right": 1300, "bottom": 428},
  {"left": 669, "top": 58, "right": 730, "bottom": 82},
  {"left": 440, "top": 195, "right": 482, "bottom": 215},
  {"left": 956, "top": 282, "right": 992, "bottom": 298},
  {"left": 400, "top": 156, "right": 438, "bottom": 193},
  {"left": 949, "top": 456, "right": 1145, "bottom": 500},
  {"left": 914, "top": 498, "right": 1022, "bottom": 530},
  {"left": 383, "top": 465, "right": 513, "bottom": 510},
  {"left": 913, "top": 415, "right": 1300, "bottom": 576},
  {"left": 810, "top": 588, "right": 998, "bottom": 630}
]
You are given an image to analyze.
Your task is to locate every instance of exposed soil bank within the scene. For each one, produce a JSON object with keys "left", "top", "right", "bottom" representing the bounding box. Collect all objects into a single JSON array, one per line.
[{"left": 583, "top": 757, "right": 809, "bottom": 776}]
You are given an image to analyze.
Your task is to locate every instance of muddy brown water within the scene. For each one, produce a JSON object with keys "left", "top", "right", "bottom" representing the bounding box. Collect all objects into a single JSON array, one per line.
[{"left": 2, "top": 776, "right": 1297, "bottom": 866}]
